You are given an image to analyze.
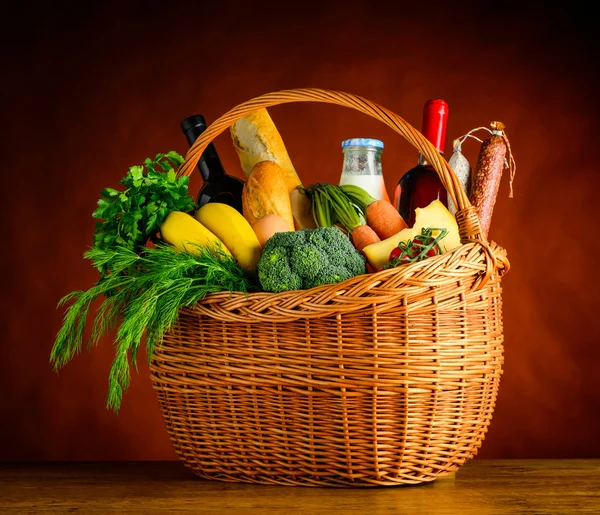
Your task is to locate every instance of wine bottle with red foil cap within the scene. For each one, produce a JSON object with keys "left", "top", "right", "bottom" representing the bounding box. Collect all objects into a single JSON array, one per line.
[{"left": 393, "top": 99, "right": 449, "bottom": 226}]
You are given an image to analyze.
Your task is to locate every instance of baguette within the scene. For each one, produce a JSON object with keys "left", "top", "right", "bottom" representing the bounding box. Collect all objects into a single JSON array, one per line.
[
  {"left": 231, "top": 108, "right": 302, "bottom": 193},
  {"left": 242, "top": 161, "right": 295, "bottom": 232}
]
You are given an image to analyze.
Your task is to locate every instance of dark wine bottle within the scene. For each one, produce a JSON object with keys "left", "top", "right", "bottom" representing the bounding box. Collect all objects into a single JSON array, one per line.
[
  {"left": 180, "top": 114, "right": 244, "bottom": 214},
  {"left": 393, "top": 99, "right": 449, "bottom": 227}
]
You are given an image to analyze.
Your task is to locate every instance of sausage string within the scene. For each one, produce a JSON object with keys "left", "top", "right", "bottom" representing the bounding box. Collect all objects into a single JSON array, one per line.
[{"left": 453, "top": 124, "right": 516, "bottom": 198}]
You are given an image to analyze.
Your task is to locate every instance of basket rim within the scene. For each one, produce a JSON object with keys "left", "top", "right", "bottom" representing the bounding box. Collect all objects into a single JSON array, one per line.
[{"left": 184, "top": 239, "right": 509, "bottom": 323}]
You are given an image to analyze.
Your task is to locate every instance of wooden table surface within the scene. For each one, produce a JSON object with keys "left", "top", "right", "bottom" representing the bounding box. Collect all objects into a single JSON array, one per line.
[{"left": 1, "top": 460, "right": 599, "bottom": 514}]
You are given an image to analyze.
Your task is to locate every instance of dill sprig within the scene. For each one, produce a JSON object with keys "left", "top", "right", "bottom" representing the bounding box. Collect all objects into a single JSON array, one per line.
[{"left": 51, "top": 243, "right": 257, "bottom": 412}]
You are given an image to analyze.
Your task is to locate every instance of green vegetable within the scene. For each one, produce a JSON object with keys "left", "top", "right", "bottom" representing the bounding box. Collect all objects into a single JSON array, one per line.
[
  {"left": 51, "top": 243, "right": 257, "bottom": 413},
  {"left": 337, "top": 184, "right": 374, "bottom": 215},
  {"left": 51, "top": 151, "right": 256, "bottom": 412},
  {"left": 257, "top": 227, "right": 366, "bottom": 293},
  {"left": 301, "top": 183, "right": 364, "bottom": 232},
  {"left": 92, "top": 151, "right": 196, "bottom": 280}
]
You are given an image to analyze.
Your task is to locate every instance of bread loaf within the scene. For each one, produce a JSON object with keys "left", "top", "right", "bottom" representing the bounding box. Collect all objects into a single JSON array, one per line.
[
  {"left": 231, "top": 108, "right": 302, "bottom": 193},
  {"left": 242, "top": 161, "right": 295, "bottom": 232}
]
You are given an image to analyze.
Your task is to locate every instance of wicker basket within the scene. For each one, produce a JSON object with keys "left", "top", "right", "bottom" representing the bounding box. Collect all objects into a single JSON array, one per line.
[{"left": 149, "top": 89, "right": 510, "bottom": 487}]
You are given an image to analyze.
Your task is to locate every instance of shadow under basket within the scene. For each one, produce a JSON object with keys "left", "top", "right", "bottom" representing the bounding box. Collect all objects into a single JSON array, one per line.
[{"left": 148, "top": 88, "right": 510, "bottom": 487}]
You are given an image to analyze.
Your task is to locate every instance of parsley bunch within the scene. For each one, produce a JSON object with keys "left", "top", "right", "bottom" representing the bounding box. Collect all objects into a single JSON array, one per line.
[{"left": 92, "top": 151, "right": 196, "bottom": 279}]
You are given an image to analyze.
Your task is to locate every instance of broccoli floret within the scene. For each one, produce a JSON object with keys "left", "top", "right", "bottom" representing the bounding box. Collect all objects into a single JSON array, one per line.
[
  {"left": 290, "top": 246, "right": 328, "bottom": 278},
  {"left": 339, "top": 244, "right": 368, "bottom": 277},
  {"left": 266, "top": 229, "right": 307, "bottom": 248},
  {"left": 257, "top": 245, "right": 302, "bottom": 293},
  {"left": 257, "top": 226, "right": 366, "bottom": 293},
  {"left": 308, "top": 227, "right": 366, "bottom": 276}
]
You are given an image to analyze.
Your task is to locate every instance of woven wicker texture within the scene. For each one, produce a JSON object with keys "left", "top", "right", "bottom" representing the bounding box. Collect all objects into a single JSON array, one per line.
[{"left": 149, "top": 89, "right": 510, "bottom": 487}]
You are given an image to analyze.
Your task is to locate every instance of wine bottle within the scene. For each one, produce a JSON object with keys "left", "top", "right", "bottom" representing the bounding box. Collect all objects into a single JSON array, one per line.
[
  {"left": 180, "top": 114, "right": 244, "bottom": 214},
  {"left": 393, "top": 99, "right": 449, "bottom": 227}
]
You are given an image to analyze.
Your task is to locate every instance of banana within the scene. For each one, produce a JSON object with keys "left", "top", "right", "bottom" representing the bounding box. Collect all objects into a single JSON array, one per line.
[
  {"left": 160, "top": 211, "right": 231, "bottom": 256},
  {"left": 194, "top": 202, "right": 262, "bottom": 271}
]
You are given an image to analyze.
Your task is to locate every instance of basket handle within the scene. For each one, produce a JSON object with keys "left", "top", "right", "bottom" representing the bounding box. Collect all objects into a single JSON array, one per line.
[{"left": 177, "top": 88, "right": 484, "bottom": 243}]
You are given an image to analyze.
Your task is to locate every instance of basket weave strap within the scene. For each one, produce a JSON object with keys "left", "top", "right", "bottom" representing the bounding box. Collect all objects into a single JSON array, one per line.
[{"left": 177, "top": 88, "right": 484, "bottom": 243}]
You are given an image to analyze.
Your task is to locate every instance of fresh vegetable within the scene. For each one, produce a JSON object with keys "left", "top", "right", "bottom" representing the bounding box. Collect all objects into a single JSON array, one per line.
[
  {"left": 252, "top": 214, "right": 290, "bottom": 248},
  {"left": 91, "top": 151, "right": 196, "bottom": 280},
  {"left": 350, "top": 225, "right": 381, "bottom": 253},
  {"left": 384, "top": 227, "right": 447, "bottom": 268},
  {"left": 302, "top": 183, "right": 380, "bottom": 252},
  {"left": 363, "top": 200, "right": 461, "bottom": 270},
  {"left": 256, "top": 227, "right": 366, "bottom": 293},
  {"left": 160, "top": 211, "right": 230, "bottom": 256},
  {"left": 339, "top": 184, "right": 408, "bottom": 239},
  {"left": 194, "top": 202, "right": 262, "bottom": 271},
  {"left": 51, "top": 242, "right": 257, "bottom": 413},
  {"left": 52, "top": 152, "right": 257, "bottom": 412}
]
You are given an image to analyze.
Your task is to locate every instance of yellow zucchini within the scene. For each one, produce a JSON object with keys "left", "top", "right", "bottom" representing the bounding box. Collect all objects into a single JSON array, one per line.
[
  {"left": 160, "top": 211, "right": 230, "bottom": 256},
  {"left": 194, "top": 202, "right": 262, "bottom": 271}
]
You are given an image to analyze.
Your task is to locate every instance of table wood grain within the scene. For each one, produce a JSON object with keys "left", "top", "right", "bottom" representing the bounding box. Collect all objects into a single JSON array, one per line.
[{"left": 1, "top": 460, "right": 598, "bottom": 514}]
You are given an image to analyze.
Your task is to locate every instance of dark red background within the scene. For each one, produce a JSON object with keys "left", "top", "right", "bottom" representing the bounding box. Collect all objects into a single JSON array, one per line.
[{"left": 2, "top": 1, "right": 599, "bottom": 461}]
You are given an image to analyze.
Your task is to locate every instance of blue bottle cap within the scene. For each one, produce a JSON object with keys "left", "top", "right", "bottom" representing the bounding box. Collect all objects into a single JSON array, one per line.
[{"left": 341, "top": 138, "right": 384, "bottom": 149}]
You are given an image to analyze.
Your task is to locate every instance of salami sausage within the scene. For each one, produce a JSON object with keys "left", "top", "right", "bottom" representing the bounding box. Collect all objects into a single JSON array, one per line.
[{"left": 469, "top": 121, "right": 509, "bottom": 239}]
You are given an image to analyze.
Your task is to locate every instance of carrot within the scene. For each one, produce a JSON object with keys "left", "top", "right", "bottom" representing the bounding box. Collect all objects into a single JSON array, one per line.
[
  {"left": 366, "top": 199, "right": 408, "bottom": 238},
  {"left": 350, "top": 224, "right": 380, "bottom": 252},
  {"left": 339, "top": 184, "right": 408, "bottom": 239}
]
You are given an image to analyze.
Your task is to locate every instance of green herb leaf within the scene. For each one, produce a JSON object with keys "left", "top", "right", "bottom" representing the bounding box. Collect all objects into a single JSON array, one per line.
[
  {"left": 90, "top": 151, "right": 197, "bottom": 280},
  {"left": 100, "top": 188, "right": 120, "bottom": 198},
  {"left": 51, "top": 243, "right": 258, "bottom": 413},
  {"left": 52, "top": 151, "right": 254, "bottom": 413}
]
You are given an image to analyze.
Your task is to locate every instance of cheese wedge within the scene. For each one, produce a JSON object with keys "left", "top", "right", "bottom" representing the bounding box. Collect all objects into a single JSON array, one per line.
[{"left": 363, "top": 200, "right": 461, "bottom": 270}]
